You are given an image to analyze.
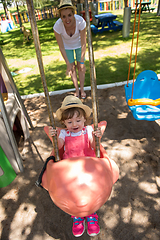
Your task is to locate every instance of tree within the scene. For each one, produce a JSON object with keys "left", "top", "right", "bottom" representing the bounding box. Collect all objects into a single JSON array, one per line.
[
  {"left": 157, "top": 0, "right": 160, "bottom": 16},
  {"left": 15, "top": 1, "right": 22, "bottom": 28},
  {"left": 0, "top": 0, "right": 12, "bottom": 19},
  {"left": 124, "top": 0, "right": 128, "bottom": 8}
]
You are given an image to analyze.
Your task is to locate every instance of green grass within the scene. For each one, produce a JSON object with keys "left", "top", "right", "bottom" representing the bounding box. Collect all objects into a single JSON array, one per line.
[{"left": 0, "top": 10, "right": 160, "bottom": 95}]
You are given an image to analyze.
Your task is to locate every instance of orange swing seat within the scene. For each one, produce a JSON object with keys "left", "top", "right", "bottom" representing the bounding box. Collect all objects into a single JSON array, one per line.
[{"left": 41, "top": 121, "right": 119, "bottom": 217}]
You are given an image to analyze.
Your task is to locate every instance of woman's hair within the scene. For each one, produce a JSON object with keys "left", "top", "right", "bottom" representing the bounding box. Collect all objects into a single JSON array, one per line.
[
  {"left": 59, "top": 7, "right": 75, "bottom": 16},
  {"left": 61, "top": 107, "right": 86, "bottom": 121}
]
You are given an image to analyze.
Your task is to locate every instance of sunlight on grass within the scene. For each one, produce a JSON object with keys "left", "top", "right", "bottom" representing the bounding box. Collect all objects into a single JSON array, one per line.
[{"left": 110, "top": 64, "right": 117, "bottom": 72}]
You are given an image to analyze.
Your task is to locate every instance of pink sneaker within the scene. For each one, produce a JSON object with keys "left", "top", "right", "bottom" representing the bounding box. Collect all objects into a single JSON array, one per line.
[
  {"left": 71, "top": 216, "right": 85, "bottom": 237},
  {"left": 86, "top": 213, "right": 100, "bottom": 236}
]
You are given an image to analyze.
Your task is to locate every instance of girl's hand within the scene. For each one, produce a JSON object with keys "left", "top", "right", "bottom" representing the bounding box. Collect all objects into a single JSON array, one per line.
[
  {"left": 93, "top": 127, "right": 102, "bottom": 138},
  {"left": 49, "top": 127, "right": 57, "bottom": 137}
]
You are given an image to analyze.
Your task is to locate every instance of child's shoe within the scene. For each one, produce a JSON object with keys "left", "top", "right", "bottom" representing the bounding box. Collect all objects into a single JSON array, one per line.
[
  {"left": 86, "top": 213, "right": 100, "bottom": 236},
  {"left": 71, "top": 216, "right": 85, "bottom": 237}
]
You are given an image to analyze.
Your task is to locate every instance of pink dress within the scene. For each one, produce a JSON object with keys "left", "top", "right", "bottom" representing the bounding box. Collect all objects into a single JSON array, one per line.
[{"left": 63, "top": 127, "right": 96, "bottom": 159}]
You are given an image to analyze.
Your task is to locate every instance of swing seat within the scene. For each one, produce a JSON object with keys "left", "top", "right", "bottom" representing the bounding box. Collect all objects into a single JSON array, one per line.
[
  {"left": 125, "top": 70, "right": 160, "bottom": 121},
  {"left": 41, "top": 121, "right": 119, "bottom": 217}
]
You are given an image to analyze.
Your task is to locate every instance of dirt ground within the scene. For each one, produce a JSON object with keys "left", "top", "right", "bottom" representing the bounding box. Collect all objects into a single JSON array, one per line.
[{"left": 0, "top": 86, "right": 160, "bottom": 240}]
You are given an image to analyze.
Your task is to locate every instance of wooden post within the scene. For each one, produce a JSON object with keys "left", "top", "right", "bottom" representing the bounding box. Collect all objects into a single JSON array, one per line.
[
  {"left": 26, "top": 0, "right": 60, "bottom": 162},
  {"left": 84, "top": 0, "right": 100, "bottom": 158}
]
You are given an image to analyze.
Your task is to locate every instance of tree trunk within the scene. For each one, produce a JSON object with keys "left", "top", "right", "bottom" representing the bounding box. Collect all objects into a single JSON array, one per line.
[
  {"left": 124, "top": 0, "right": 128, "bottom": 8},
  {"left": 15, "top": 1, "right": 22, "bottom": 28},
  {"left": 3, "top": 2, "right": 9, "bottom": 19},
  {"left": 157, "top": 0, "right": 160, "bottom": 16}
]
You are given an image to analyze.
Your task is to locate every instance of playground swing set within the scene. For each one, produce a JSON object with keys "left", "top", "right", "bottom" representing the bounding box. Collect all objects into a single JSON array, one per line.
[
  {"left": 124, "top": 0, "right": 160, "bottom": 121},
  {"left": 1, "top": 0, "right": 159, "bottom": 217},
  {"left": 33, "top": 0, "right": 159, "bottom": 215},
  {"left": 25, "top": 0, "right": 119, "bottom": 217},
  {"left": 0, "top": 0, "right": 119, "bottom": 218}
]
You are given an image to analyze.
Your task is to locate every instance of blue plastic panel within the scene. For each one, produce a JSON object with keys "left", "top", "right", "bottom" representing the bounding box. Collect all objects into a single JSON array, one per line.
[{"left": 125, "top": 70, "right": 160, "bottom": 121}]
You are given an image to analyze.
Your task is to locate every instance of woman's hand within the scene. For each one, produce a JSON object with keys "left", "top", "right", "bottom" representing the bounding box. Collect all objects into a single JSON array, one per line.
[{"left": 66, "top": 63, "right": 73, "bottom": 77}]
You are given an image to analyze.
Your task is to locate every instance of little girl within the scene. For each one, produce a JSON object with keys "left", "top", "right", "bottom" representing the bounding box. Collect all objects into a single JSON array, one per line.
[{"left": 49, "top": 95, "right": 102, "bottom": 237}]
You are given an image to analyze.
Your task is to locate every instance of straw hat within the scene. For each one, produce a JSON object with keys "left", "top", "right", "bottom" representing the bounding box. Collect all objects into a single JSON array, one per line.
[
  {"left": 58, "top": 0, "right": 76, "bottom": 12},
  {"left": 56, "top": 95, "right": 92, "bottom": 120}
]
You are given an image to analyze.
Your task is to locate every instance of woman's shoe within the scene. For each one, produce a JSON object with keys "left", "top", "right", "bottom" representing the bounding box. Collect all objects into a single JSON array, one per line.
[
  {"left": 74, "top": 92, "right": 79, "bottom": 98},
  {"left": 81, "top": 92, "right": 86, "bottom": 99}
]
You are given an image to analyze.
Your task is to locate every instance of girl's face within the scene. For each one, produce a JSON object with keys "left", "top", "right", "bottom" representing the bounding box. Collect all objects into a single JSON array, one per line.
[
  {"left": 63, "top": 111, "right": 86, "bottom": 133},
  {"left": 60, "top": 8, "right": 75, "bottom": 27}
]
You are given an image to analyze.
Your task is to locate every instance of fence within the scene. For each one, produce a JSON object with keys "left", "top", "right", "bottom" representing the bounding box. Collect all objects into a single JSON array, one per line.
[
  {"left": 98, "top": 0, "right": 122, "bottom": 11},
  {"left": 0, "top": 5, "right": 58, "bottom": 25},
  {"left": 98, "top": 0, "right": 156, "bottom": 11}
]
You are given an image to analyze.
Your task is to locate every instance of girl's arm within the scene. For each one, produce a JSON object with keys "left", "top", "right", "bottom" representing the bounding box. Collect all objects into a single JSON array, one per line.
[{"left": 54, "top": 30, "right": 72, "bottom": 76}]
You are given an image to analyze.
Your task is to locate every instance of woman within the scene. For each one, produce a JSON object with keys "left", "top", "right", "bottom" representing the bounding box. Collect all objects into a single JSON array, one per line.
[{"left": 53, "top": 0, "right": 87, "bottom": 99}]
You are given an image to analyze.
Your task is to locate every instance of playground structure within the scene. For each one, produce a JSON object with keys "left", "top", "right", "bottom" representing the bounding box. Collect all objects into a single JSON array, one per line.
[
  {"left": 0, "top": 5, "right": 58, "bottom": 25},
  {"left": 0, "top": 1, "right": 159, "bottom": 238},
  {"left": 125, "top": 0, "right": 160, "bottom": 121},
  {"left": 0, "top": 47, "right": 33, "bottom": 187},
  {"left": 24, "top": 0, "right": 119, "bottom": 217}
]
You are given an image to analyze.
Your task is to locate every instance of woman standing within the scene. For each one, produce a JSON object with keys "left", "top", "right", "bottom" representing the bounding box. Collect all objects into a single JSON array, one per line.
[{"left": 53, "top": 0, "right": 87, "bottom": 99}]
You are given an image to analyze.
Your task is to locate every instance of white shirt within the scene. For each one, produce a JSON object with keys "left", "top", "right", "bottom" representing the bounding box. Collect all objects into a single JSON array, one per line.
[
  {"left": 59, "top": 125, "right": 94, "bottom": 141},
  {"left": 53, "top": 14, "right": 86, "bottom": 50}
]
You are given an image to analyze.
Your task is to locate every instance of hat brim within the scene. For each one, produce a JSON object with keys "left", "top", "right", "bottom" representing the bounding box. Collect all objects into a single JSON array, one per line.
[
  {"left": 56, "top": 104, "right": 92, "bottom": 120},
  {"left": 58, "top": 5, "right": 76, "bottom": 13}
]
